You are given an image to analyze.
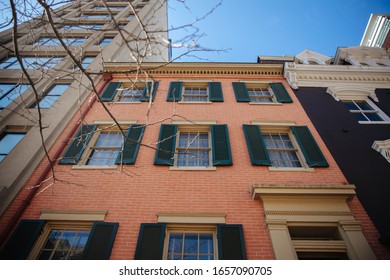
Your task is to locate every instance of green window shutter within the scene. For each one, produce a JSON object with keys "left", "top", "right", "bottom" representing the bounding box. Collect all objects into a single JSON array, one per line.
[
  {"left": 115, "top": 124, "right": 145, "bottom": 165},
  {"left": 270, "top": 82, "right": 293, "bottom": 103},
  {"left": 82, "top": 222, "right": 119, "bottom": 260},
  {"left": 242, "top": 125, "right": 271, "bottom": 166},
  {"left": 154, "top": 124, "right": 177, "bottom": 166},
  {"left": 134, "top": 223, "right": 166, "bottom": 260},
  {"left": 211, "top": 124, "right": 232, "bottom": 165},
  {"left": 100, "top": 82, "right": 121, "bottom": 102},
  {"left": 217, "top": 224, "right": 247, "bottom": 260},
  {"left": 167, "top": 82, "right": 183, "bottom": 101},
  {"left": 208, "top": 82, "right": 223, "bottom": 102},
  {"left": 232, "top": 82, "right": 250, "bottom": 102},
  {"left": 167, "top": 82, "right": 182, "bottom": 101},
  {"left": 59, "top": 124, "right": 97, "bottom": 165},
  {"left": 0, "top": 219, "right": 46, "bottom": 260},
  {"left": 142, "top": 81, "right": 159, "bottom": 102},
  {"left": 292, "top": 126, "right": 329, "bottom": 167}
]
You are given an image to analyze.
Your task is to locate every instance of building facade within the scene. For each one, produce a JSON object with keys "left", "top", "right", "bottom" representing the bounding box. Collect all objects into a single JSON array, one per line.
[
  {"left": 284, "top": 47, "right": 390, "bottom": 257},
  {"left": 0, "top": 60, "right": 383, "bottom": 259},
  {"left": 0, "top": 0, "right": 168, "bottom": 217},
  {"left": 0, "top": 0, "right": 387, "bottom": 260}
]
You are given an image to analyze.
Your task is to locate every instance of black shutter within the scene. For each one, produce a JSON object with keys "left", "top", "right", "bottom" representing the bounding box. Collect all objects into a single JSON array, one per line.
[
  {"left": 232, "top": 82, "right": 250, "bottom": 102},
  {"left": 167, "top": 82, "right": 183, "bottom": 101},
  {"left": 217, "top": 224, "right": 246, "bottom": 260},
  {"left": 0, "top": 219, "right": 45, "bottom": 260},
  {"left": 292, "top": 126, "right": 329, "bottom": 167},
  {"left": 209, "top": 82, "right": 223, "bottom": 102},
  {"left": 270, "top": 82, "right": 293, "bottom": 103},
  {"left": 154, "top": 124, "right": 177, "bottom": 165},
  {"left": 82, "top": 222, "right": 119, "bottom": 260},
  {"left": 116, "top": 124, "right": 145, "bottom": 165},
  {"left": 142, "top": 81, "right": 159, "bottom": 102},
  {"left": 100, "top": 82, "right": 121, "bottom": 102},
  {"left": 59, "top": 124, "right": 97, "bottom": 164},
  {"left": 211, "top": 124, "right": 232, "bottom": 165},
  {"left": 242, "top": 125, "right": 271, "bottom": 165},
  {"left": 134, "top": 223, "right": 166, "bottom": 260}
]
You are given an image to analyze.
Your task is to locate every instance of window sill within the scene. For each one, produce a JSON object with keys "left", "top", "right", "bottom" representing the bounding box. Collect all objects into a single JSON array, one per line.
[
  {"left": 249, "top": 102, "right": 282, "bottom": 106},
  {"left": 268, "top": 167, "right": 315, "bottom": 172},
  {"left": 112, "top": 101, "right": 142, "bottom": 104},
  {"left": 358, "top": 121, "right": 390, "bottom": 124},
  {"left": 178, "top": 101, "right": 212, "bottom": 104},
  {"left": 72, "top": 165, "right": 118, "bottom": 170},
  {"left": 169, "top": 166, "right": 217, "bottom": 171}
]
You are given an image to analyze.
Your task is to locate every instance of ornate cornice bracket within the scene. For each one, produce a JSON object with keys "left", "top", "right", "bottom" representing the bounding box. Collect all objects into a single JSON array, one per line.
[{"left": 326, "top": 86, "right": 378, "bottom": 102}]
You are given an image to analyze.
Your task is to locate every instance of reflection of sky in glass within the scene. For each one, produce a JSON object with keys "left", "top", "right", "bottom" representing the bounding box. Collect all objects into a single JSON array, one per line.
[
  {"left": 35, "top": 84, "right": 69, "bottom": 109},
  {"left": 0, "top": 133, "right": 25, "bottom": 161},
  {"left": 167, "top": 232, "right": 214, "bottom": 260},
  {"left": 87, "top": 131, "right": 123, "bottom": 166},
  {"left": 0, "top": 84, "right": 29, "bottom": 110},
  {"left": 177, "top": 133, "right": 209, "bottom": 167},
  {"left": 38, "top": 229, "right": 90, "bottom": 260}
]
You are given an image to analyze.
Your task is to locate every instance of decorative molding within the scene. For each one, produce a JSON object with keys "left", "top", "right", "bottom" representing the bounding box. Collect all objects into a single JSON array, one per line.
[
  {"left": 251, "top": 183, "right": 356, "bottom": 200},
  {"left": 40, "top": 209, "right": 108, "bottom": 221},
  {"left": 326, "top": 86, "right": 378, "bottom": 102},
  {"left": 105, "top": 62, "right": 284, "bottom": 77},
  {"left": 284, "top": 63, "right": 390, "bottom": 90},
  {"left": 265, "top": 211, "right": 353, "bottom": 217},
  {"left": 157, "top": 213, "right": 226, "bottom": 224},
  {"left": 372, "top": 139, "right": 390, "bottom": 163}
]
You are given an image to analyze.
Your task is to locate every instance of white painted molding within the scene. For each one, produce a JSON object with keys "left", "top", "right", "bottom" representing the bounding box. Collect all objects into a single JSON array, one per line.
[
  {"left": 372, "top": 139, "right": 390, "bottom": 163},
  {"left": 326, "top": 86, "right": 378, "bottom": 102}
]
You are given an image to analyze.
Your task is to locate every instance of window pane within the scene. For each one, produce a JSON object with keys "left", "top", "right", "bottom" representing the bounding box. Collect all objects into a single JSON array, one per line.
[
  {"left": 0, "top": 84, "right": 29, "bottom": 109},
  {"left": 0, "top": 133, "right": 25, "bottom": 159},
  {"left": 365, "top": 113, "right": 383, "bottom": 121},
  {"left": 355, "top": 101, "right": 373, "bottom": 110},
  {"left": 343, "top": 101, "right": 359, "bottom": 110}
]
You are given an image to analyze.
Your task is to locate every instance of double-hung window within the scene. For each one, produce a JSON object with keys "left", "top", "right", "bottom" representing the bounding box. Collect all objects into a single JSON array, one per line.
[
  {"left": 243, "top": 124, "right": 328, "bottom": 169},
  {"left": 32, "top": 84, "right": 69, "bottom": 109},
  {"left": 247, "top": 86, "right": 273, "bottom": 103},
  {"left": 167, "top": 81, "right": 223, "bottom": 102},
  {"left": 154, "top": 123, "right": 232, "bottom": 168},
  {"left": 343, "top": 99, "right": 390, "bottom": 123},
  {"left": 233, "top": 82, "right": 292, "bottom": 103},
  {"left": 176, "top": 129, "right": 211, "bottom": 167},
  {"left": 59, "top": 123, "right": 144, "bottom": 166},
  {"left": 135, "top": 222, "right": 246, "bottom": 260},
  {"left": 166, "top": 227, "right": 216, "bottom": 260},
  {"left": 262, "top": 132, "right": 302, "bottom": 168},
  {"left": 0, "top": 219, "right": 118, "bottom": 260},
  {"left": 100, "top": 81, "right": 159, "bottom": 102},
  {"left": 0, "top": 83, "right": 29, "bottom": 110}
]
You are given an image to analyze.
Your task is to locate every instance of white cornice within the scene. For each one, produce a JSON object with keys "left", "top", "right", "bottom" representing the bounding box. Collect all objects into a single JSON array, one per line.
[{"left": 284, "top": 62, "right": 390, "bottom": 90}]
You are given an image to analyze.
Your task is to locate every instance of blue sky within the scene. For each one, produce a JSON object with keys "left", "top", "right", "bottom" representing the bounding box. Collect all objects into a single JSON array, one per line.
[{"left": 168, "top": 0, "right": 390, "bottom": 62}]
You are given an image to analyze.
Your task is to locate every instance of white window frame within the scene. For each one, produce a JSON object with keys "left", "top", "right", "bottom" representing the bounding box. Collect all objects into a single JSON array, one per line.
[
  {"left": 172, "top": 125, "right": 212, "bottom": 169},
  {"left": 115, "top": 82, "right": 145, "bottom": 103},
  {"left": 256, "top": 123, "right": 312, "bottom": 171},
  {"left": 163, "top": 224, "right": 218, "bottom": 260},
  {"left": 343, "top": 98, "right": 390, "bottom": 124},
  {"left": 179, "top": 81, "right": 210, "bottom": 103}
]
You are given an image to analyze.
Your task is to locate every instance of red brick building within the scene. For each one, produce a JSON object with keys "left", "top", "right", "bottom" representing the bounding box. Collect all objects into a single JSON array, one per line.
[{"left": 1, "top": 62, "right": 387, "bottom": 260}]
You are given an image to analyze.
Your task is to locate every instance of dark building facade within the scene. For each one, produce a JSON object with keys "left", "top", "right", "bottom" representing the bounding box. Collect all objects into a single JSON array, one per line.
[{"left": 284, "top": 47, "right": 390, "bottom": 254}]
